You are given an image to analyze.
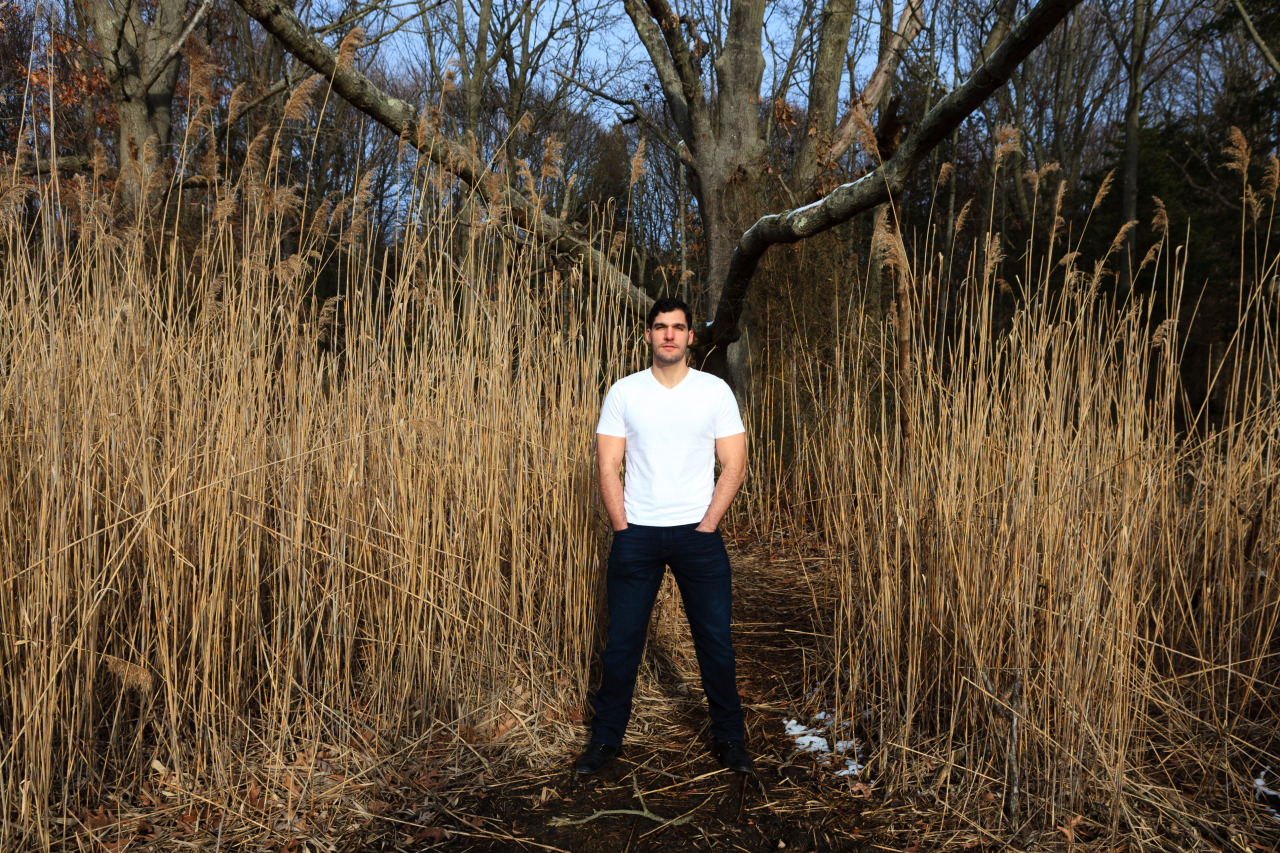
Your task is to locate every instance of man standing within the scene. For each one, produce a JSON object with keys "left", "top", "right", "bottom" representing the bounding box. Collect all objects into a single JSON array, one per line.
[{"left": 575, "top": 297, "right": 753, "bottom": 775}]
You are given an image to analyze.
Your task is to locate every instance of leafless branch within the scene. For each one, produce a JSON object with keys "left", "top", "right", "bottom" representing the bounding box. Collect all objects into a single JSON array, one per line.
[
  {"left": 553, "top": 70, "right": 681, "bottom": 156},
  {"left": 1231, "top": 0, "right": 1280, "bottom": 77},
  {"left": 231, "top": 0, "right": 651, "bottom": 313},
  {"left": 142, "top": 0, "right": 216, "bottom": 92}
]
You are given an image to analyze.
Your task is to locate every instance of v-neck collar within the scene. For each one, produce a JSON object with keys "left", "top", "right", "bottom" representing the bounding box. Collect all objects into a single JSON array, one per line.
[{"left": 648, "top": 366, "right": 693, "bottom": 390}]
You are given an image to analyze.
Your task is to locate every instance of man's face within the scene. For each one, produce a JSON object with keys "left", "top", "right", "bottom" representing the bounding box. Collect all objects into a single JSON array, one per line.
[{"left": 645, "top": 309, "right": 694, "bottom": 367}]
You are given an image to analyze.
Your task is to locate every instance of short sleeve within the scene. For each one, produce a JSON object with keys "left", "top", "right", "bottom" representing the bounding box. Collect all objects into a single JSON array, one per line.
[
  {"left": 596, "top": 382, "right": 627, "bottom": 437},
  {"left": 712, "top": 381, "right": 745, "bottom": 438}
]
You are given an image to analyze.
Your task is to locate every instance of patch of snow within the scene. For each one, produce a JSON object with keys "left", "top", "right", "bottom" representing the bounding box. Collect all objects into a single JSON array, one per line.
[
  {"left": 835, "top": 758, "right": 866, "bottom": 777},
  {"left": 784, "top": 712, "right": 869, "bottom": 780},
  {"left": 794, "top": 734, "right": 830, "bottom": 753},
  {"left": 1255, "top": 766, "right": 1280, "bottom": 823},
  {"left": 784, "top": 718, "right": 822, "bottom": 736}
]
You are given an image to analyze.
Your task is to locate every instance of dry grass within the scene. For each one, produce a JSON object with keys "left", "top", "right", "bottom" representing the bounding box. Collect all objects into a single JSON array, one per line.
[
  {"left": 4, "top": 79, "right": 1279, "bottom": 851},
  {"left": 0, "top": 93, "right": 648, "bottom": 849},
  {"left": 746, "top": 149, "right": 1280, "bottom": 844}
]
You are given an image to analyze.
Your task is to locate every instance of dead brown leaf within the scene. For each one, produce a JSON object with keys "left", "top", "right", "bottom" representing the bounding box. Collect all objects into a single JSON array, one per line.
[
  {"left": 1057, "top": 814, "right": 1084, "bottom": 842},
  {"left": 847, "top": 780, "right": 873, "bottom": 798}
]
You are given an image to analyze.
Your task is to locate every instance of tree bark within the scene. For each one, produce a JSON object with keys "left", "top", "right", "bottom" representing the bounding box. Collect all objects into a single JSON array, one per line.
[
  {"left": 75, "top": 0, "right": 190, "bottom": 199},
  {"left": 792, "top": 0, "right": 857, "bottom": 194},
  {"left": 706, "top": 0, "right": 1086, "bottom": 348}
]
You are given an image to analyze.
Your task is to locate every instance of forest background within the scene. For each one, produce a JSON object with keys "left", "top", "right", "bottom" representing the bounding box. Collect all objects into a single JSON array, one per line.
[{"left": 2, "top": 0, "right": 1279, "bottom": 849}]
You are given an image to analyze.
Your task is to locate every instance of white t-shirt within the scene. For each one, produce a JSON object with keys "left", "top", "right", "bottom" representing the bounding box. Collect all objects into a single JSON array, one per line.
[{"left": 596, "top": 368, "right": 745, "bottom": 526}]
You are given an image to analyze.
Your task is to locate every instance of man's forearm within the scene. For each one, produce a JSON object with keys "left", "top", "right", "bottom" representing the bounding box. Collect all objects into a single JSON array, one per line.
[
  {"left": 599, "top": 469, "right": 627, "bottom": 531},
  {"left": 698, "top": 464, "right": 746, "bottom": 531}
]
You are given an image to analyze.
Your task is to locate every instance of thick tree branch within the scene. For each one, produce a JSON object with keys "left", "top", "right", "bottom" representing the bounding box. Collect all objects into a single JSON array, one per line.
[
  {"left": 791, "top": 0, "right": 853, "bottom": 182},
  {"left": 1232, "top": 0, "right": 1280, "bottom": 77},
  {"left": 821, "top": 0, "right": 924, "bottom": 169},
  {"left": 231, "top": 0, "right": 651, "bottom": 312},
  {"left": 16, "top": 155, "right": 100, "bottom": 177},
  {"left": 622, "top": 0, "right": 707, "bottom": 151},
  {"left": 642, "top": 0, "right": 708, "bottom": 120},
  {"left": 141, "top": 0, "right": 215, "bottom": 92},
  {"left": 705, "top": 0, "right": 1085, "bottom": 347}
]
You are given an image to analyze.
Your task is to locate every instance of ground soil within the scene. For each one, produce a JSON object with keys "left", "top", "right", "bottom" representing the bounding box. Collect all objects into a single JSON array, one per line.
[
  {"left": 51, "top": 536, "right": 1279, "bottom": 852},
  {"left": 356, "top": 535, "right": 997, "bottom": 853}
]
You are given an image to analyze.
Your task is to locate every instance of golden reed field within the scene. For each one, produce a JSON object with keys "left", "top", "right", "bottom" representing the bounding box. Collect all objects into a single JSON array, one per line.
[{"left": 2, "top": 104, "right": 1278, "bottom": 848}]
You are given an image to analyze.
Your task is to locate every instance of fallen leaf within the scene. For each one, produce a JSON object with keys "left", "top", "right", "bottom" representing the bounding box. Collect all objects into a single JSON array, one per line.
[
  {"left": 1057, "top": 814, "right": 1084, "bottom": 842},
  {"left": 245, "top": 783, "right": 266, "bottom": 811},
  {"left": 493, "top": 714, "right": 518, "bottom": 739},
  {"left": 412, "top": 826, "right": 448, "bottom": 843},
  {"left": 847, "top": 780, "right": 873, "bottom": 798},
  {"left": 282, "top": 772, "right": 303, "bottom": 797}
]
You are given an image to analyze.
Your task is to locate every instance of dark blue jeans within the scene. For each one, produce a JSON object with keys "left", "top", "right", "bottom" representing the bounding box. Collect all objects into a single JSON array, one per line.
[{"left": 590, "top": 522, "right": 744, "bottom": 746}]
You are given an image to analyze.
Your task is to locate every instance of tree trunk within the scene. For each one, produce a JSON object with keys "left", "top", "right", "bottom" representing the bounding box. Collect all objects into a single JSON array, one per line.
[
  {"left": 1121, "top": 0, "right": 1152, "bottom": 287},
  {"left": 792, "top": 0, "right": 856, "bottom": 194},
  {"left": 76, "top": 0, "right": 189, "bottom": 204}
]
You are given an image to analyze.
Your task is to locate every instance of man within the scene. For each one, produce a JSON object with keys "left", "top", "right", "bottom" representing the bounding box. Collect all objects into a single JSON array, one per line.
[{"left": 575, "top": 297, "right": 753, "bottom": 776}]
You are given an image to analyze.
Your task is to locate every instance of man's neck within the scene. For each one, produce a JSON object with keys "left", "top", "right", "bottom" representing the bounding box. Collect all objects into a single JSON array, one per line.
[{"left": 649, "top": 360, "right": 691, "bottom": 388}]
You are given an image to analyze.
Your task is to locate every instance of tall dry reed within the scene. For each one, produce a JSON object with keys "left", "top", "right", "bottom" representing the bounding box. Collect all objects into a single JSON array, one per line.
[
  {"left": 748, "top": 146, "right": 1280, "bottom": 838},
  {"left": 0, "top": 95, "right": 641, "bottom": 848}
]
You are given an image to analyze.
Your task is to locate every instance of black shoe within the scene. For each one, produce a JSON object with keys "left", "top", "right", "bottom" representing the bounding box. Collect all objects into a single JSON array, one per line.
[
  {"left": 574, "top": 742, "right": 620, "bottom": 775},
  {"left": 713, "top": 740, "right": 755, "bottom": 773}
]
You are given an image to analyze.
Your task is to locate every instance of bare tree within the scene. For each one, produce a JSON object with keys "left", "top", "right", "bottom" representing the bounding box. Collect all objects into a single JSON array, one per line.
[
  {"left": 1102, "top": 0, "right": 1197, "bottom": 280},
  {"left": 709, "top": 0, "right": 1085, "bottom": 350},
  {"left": 234, "top": 0, "right": 652, "bottom": 309},
  {"left": 1012, "top": 4, "right": 1121, "bottom": 191},
  {"left": 231, "top": 0, "right": 1082, "bottom": 389},
  {"left": 414, "top": 0, "right": 615, "bottom": 152},
  {"left": 70, "top": 0, "right": 213, "bottom": 193}
]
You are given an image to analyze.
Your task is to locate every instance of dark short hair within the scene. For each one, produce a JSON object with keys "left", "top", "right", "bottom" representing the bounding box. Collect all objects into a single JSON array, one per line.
[{"left": 647, "top": 297, "right": 693, "bottom": 329}]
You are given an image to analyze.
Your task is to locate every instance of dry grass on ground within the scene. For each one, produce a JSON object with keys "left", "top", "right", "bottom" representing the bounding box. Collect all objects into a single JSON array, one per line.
[{"left": 1, "top": 87, "right": 1277, "bottom": 851}]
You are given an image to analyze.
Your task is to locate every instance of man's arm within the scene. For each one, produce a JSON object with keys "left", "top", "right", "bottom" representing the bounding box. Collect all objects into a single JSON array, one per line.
[
  {"left": 697, "top": 432, "right": 747, "bottom": 532},
  {"left": 597, "top": 433, "right": 628, "bottom": 531}
]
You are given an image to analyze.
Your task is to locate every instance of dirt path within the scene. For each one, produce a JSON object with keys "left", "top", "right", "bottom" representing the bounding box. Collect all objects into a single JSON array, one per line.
[{"left": 424, "top": 536, "right": 893, "bottom": 853}]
